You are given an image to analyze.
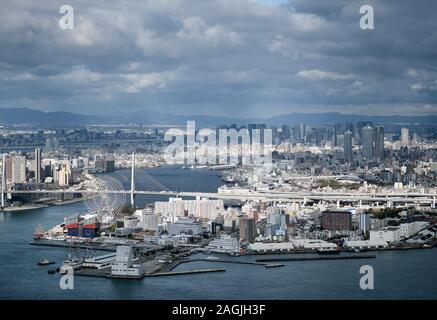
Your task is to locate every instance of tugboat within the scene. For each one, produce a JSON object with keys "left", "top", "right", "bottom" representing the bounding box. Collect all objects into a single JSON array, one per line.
[{"left": 38, "top": 259, "right": 55, "bottom": 266}]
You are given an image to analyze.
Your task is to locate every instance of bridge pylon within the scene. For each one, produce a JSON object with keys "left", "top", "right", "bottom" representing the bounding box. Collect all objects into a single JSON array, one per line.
[
  {"left": 1, "top": 154, "right": 6, "bottom": 208},
  {"left": 130, "top": 151, "right": 135, "bottom": 208}
]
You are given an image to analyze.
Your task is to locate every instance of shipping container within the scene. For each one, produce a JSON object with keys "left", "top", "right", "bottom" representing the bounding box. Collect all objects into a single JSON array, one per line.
[
  {"left": 68, "top": 228, "right": 78, "bottom": 237},
  {"left": 82, "top": 228, "right": 97, "bottom": 238}
]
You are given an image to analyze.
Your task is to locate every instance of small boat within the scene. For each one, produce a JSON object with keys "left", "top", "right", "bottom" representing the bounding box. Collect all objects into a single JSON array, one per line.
[
  {"left": 265, "top": 263, "right": 285, "bottom": 268},
  {"left": 47, "top": 269, "right": 56, "bottom": 274},
  {"left": 38, "top": 259, "right": 55, "bottom": 266}
]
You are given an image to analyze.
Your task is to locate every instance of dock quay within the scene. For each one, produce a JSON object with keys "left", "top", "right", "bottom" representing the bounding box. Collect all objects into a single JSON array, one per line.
[
  {"left": 146, "top": 268, "right": 226, "bottom": 277},
  {"left": 29, "top": 239, "right": 165, "bottom": 255},
  {"left": 176, "top": 258, "right": 284, "bottom": 268},
  {"left": 255, "top": 254, "right": 376, "bottom": 262},
  {"left": 67, "top": 264, "right": 226, "bottom": 279},
  {"left": 30, "top": 240, "right": 116, "bottom": 251}
]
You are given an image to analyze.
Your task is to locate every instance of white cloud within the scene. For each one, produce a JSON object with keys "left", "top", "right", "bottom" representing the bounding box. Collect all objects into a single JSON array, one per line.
[
  {"left": 50, "top": 66, "right": 103, "bottom": 83},
  {"left": 119, "top": 70, "right": 181, "bottom": 93},
  {"left": 296, "top": 69, "right": 354, "bottom": 80},
  {"left": 178, "top": 17, "right": 244, "bottom": 46}
]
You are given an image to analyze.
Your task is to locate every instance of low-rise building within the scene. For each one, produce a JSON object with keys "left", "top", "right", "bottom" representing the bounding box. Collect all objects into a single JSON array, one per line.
[
  {"left": 370, "top": 227, "right": 401, "bottom": 244},
  {"left": 111, "top": 246, "right": 144, "bottom": 278},
  {"left": 343, "top": 239, "right": 388, "bottom": 249},
  {"left": 207, "top": 235, "right": 240, "bottom": 253},
  {"left": 248, "top": 242, "right": 295, "bottom": 253}
]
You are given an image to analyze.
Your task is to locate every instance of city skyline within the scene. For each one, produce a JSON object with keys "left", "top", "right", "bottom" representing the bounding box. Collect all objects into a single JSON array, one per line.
[{"left": 1, "top": 0, "right": 436, "bottom": 117}]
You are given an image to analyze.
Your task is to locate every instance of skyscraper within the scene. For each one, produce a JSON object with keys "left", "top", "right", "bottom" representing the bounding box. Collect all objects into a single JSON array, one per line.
[
  {"left": 334, "top": 123, "right": 344, "bottom": 146},
  {"left": 315, "top": 128, "right": 324, "bottom": 146},
  {"left": 345, "top": 122, "right": 355, "bottom": 137},
  {"left": 374, "top": 125, "right": 384, "bottom": 161},
  {"left": 344, "top": 131, "right": 353, "bottom": 162},
  {"left": 12, "top": 156, "right": 26, "bottom": 183},
  {"left": 359, "top": 213, "right": 371, "bottom": 233},
  {"left": 34, "top": 148, "right": 42, "bottom": 184},
  {"left": 357, "top": 121, "right": 373, "bottom": 144},
  {"left": 239, "top": 217, "right": 256, "bottom": 242},
  {"left": 281, "top": 125, "right": 291, "bottom": 140},
  {"left": 294, "top": 123, "right": 306, "bottom": 142},
  {"left": 362, "top": 126, "right": 374, "bottom": 160},
  {"left": 401, "top": 127, "right": 409, "bottom": 147}
]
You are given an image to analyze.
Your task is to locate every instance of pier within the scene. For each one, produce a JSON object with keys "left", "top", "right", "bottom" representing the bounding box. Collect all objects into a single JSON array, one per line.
[
  {"left": 255, "top": 254, "right": 376, "bottom": 262},
  {"left": 177, "top": 258, "right": 284, "bottom": 268},
  {"left": 146, "top": 268, "right": 226, "bottom": 277}
]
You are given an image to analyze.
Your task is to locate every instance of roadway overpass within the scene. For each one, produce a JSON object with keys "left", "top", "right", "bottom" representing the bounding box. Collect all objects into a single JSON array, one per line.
[{"left": 5, "top": 189, "right": 437, "bottom": 207}]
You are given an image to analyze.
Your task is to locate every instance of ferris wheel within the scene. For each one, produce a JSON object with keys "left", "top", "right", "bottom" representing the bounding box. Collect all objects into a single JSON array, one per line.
[{"left": 84, "top": 175, "right": 127, "bottom": 221}]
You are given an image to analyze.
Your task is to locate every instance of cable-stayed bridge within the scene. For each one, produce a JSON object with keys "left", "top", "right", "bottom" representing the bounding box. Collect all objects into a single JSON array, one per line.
[{"left": 1, "top": 153, "right": 436, "bottom": 208}]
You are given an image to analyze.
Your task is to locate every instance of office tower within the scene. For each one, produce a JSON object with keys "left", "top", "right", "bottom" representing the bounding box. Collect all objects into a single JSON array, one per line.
[
  {"left": 12, "top": 156, "right": 26, "bottom": 183},
  {"left": 362, "top": 126, "right": 374, "bottom": 160},
  {"left": 298, "top": 123, "right": 306, "bottom": 142},
  {"left": 281, "top": 125, "right": 291, "bottom": 140},
  {"left": 271, "top": 126, "right": 281, "bottom": 145},
  {"left": 315, "top": 128, "right": 324, "bottom": 146},
  {"left": 357, "top": 121, "right": 373, "bottom": 144},
  {"left": 344, "top": 130, "right": 353, "bottom": 162},
  {"left": 95, "top": 158, "right": 115, "bottom": 173},
  {"left": 401, "top": 128, "right": 410, "bottom": 146},
  {"left": 34, "top": 148, "right": 42, "bottom": 184},
  {"left": 5, "top": 158, "right": 12, "bottom": 183},
  {"left": 293, "top": 124, "right": 306, "bottom": 142},
  {"left": 334, "top": 123, "right": 344, "bottom": 146},
  {"left": 239, "top": 217, "right": 256, "bottom": 242},
  {"left": 58, "top": 167, "right": 71, "bottom": 186},
  {"left": 321, "top": 211, "right": 352, "bottom": 231},
  {"left": 359, "top": 213, "right": 371, "bottom": 233},
  {"left": 412, "top": 133, "right": 419, "bottom": 146},
  {"left": 345, "top": 122, "right": 355, "bottom": 137},
  {"left": 374, "top": 125, "right": 384, "bottom": 161}
]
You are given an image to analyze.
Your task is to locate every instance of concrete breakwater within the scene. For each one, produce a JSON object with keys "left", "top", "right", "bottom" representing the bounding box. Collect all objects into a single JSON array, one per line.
[{"left": 255, "top": 254, "right": 376, "bottom": 262}]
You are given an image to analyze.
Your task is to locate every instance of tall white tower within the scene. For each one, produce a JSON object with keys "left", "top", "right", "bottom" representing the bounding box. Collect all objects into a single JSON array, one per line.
[
  {"left": 401, "top": 128, "right": 409, "bottom": 147},
  {"left": 130, "top": 152, "right": 135, "bottom": 207},
  {"left": 35, "top": 148, "right": 42, "bottom": 186},
  {"left": 1, "top": 154, "right": 6, "bottom": 208}
]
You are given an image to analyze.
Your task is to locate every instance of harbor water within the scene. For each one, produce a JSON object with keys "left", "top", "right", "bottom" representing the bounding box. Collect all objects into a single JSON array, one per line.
[{"left": 0, "top": 166, "right": 436, "bottom": 299}]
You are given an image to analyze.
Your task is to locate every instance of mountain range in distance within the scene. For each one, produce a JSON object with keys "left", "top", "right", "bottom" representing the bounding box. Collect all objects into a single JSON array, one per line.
[{"left": 0, "top": 107, "right": 436, "bottom": 127}]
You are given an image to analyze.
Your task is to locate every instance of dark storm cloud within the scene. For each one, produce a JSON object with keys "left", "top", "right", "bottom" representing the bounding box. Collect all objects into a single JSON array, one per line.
[{"left": 0, "top": 0, "right": 436, "bottom": 117}]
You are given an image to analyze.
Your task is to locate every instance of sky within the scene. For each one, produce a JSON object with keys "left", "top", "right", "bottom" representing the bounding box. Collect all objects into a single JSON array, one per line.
[{"left": 1, "top": 0, "right": 437, "bottom": 118}]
